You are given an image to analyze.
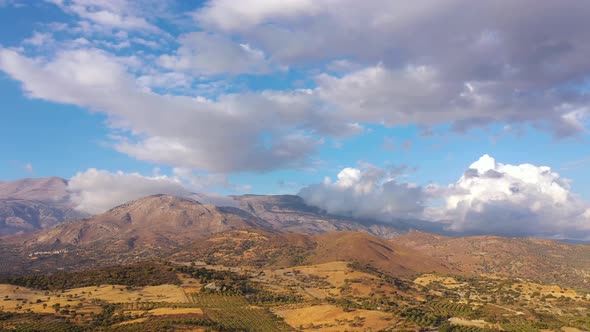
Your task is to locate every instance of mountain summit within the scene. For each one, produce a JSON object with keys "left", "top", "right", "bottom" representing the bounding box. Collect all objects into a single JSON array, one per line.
[{"left": 28, "top": 194, "right": 269, "bottom": 247}]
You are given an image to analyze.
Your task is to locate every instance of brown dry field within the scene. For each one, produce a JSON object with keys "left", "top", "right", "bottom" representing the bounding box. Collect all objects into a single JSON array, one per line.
[
  {"left": 414, "top": 274, "right": 467, "bottom": 289},
  {"left": 0, "top": 283, "right": 188, "bottom": 316},
  {"left": 449, "top": 317, "right": 502, "bottom": 330},
  {"left": 254, "top": 261, "right": 379, "bottom": 299},
  {"left": 275, "top": 304, "right": 396, "bottom": 331},
  {"left": 148, "top": 307, "right": 203, "bottom": 315},
  {"left": 1, "top": 263, "right": 589, "bottom": 331}
]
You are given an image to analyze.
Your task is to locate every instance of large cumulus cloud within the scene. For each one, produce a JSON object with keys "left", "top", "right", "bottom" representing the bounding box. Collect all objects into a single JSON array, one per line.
[
  {"left": 299, "top": 156, "right": 590, "bottom": 240},
  {"left": 299, "top": 164, "right": 436, "bottom": 221},
  {"left": 438, "top": 155, "right": 590, "bottom": 239}
]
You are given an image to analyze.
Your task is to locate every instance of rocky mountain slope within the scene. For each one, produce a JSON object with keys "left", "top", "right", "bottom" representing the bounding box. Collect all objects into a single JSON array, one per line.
[
  {"left": 0, "top": 195, "right": 274, "bottom": 274},
  {"left": 0, "top": 178, "right": 425, "bottom": 238},
  {"left": 0, "top": 177, "right": 69, "bottom": 201},
  {"left": 235, "top": 194, "right": 404, "bottom": 238},
  {"left": 22, "top": 194, "right": 271, "bottom": 248},
  {"left": 0, "top": 186, "right": 588, "bottom": 291},
  {"left": 0, "top": 177, "right": 86, "bottom": 235}
]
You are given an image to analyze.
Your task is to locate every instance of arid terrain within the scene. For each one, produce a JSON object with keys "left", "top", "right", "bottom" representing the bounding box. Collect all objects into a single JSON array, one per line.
[{"left": 0, "top": 179, "right": 589, "bottom": 331}]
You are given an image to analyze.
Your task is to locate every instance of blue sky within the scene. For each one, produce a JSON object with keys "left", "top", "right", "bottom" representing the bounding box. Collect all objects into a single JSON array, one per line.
[{"left": 1, "top": 0, "right": 590, "bottom": 238}]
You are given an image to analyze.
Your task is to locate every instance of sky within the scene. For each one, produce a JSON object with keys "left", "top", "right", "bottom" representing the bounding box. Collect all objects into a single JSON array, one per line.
[{"left": 1, "top": 0, "right": 590, "bottom": 239}]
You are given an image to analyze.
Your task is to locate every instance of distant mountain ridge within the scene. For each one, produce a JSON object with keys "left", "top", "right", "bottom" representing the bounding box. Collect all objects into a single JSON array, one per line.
[
  {"left": 1, "top": 193, "right": 588, "bottom": 292},
  {"left": 0, "top": 177, "right": 87, "bottom": 236},
  {"left": 0, "top": 177, "right": 69, "bottom": 202},
  {"left": 31, "top": 194, "right": 270, "bottom": 247},
  {"left": 234, "top": 194, "right": 403, "bottom": 238},
  {"left": 0, "top": 177, "right": 412, "bottom": 238}
]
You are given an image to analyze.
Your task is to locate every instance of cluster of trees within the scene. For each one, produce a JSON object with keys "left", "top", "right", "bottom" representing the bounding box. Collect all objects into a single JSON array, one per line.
[
  {"left": 400, "top": 307, "right": 448, "bottom": 327},
  {"left": 0, "top": 262, "right": 179, "bottom": 290},
  {"left": 0, "top": 311, "right": 84, "bottom": 331},
  {"left": 176, "top": 265, "right": 302, "bottom": 305},
  {"left": 347, "top": 261, "right": 411, "bottom": 290},
  {"left": 176, "top": 265, "right": 256, "bottom": 295}
]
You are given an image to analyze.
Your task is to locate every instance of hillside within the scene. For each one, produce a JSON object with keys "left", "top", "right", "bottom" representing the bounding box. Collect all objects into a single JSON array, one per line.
[
  {"left": 0, "top": 177, "right": 86, "bottom": 236},
  {"left": 27, "top": 194, "right": 270, "bottom": 247},
  {"left": 0, "top": 190, "right": 589, "bottom": 292},
  {"left": 396, "top": 231, "right": 590, "bottom": 290},
  {"left": 0, "top": 199, "right": 83, "bottom": 236},
  {"left": 0, "top": 195, "right": 272, "bottom": 275},
  {"left": 172, "top": 229, "right": 453, "bottom": 277}
]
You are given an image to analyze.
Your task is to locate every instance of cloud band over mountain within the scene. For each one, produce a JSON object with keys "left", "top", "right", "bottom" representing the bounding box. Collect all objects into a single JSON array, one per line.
[{"left": 299, "top": 155, "right": 590, "bottom": 240}]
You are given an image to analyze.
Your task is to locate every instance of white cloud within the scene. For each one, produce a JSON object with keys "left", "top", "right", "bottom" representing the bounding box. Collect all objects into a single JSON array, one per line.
[
  {"left": 194, "top": 0, "right": 590, "bottom": 136},
  {"left": 67, "top": 167, "right": 248, "bottom": 214},
  {"left": 299, "top": 164, "right": 432, "bottom": 221},
  {"left": 0, "top": 48, "right": 325, "bottom": 172},
  {"left": 436, "top": 155, "right": 590, "bottom": 239},
  {"left": 67, "top": 168, "right": 189, "bottom": 214},
  {"left": 194, "top": 0, "right": 319, "bottom": 31},
  {"left": 300, "top": 155, "right": 590, "bottom": 240},
  {"left": 2, "top": 0, "right": 590, "bottom": 183},
  {"left": 23, "top": 32, "right": 54, "bottom": 47},
  {"left": 3, "top": 43, "right": 584, "bottom": 177},
  {"left": 136, "top": 72, "right": 193, "bottom": 90},
  {"left": 159, "top": 32, "right": 271, "bottom": 75},
  {"left": 171, "top": 167, "right": 229, "bottom": 192},
  {"left": 66, "top": 168, "right": 245, "bottom": 214},
  {"left": 314, "top": 64, "right": 589, "bottom": 134},
  {"left": 47, "top": 0, "right": 161, "bottom": 32}
]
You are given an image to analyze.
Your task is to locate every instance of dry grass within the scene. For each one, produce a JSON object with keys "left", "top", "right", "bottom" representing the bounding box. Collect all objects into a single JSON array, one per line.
[
  {"left": 293, "top": 262, "right": 375, "bottom": 287},
  {"left": 0, "top": 283, "right": 188, "bottom": 316},
  {"left": 275, "top": 304, "right": 395, "bottom": 331},
  {"left": 61, "top": 284, "right": 188, "bottom": 303},
  {"left": 510, "top": 281, "right": 583, "bottom": 301},
  {"left": 561, "top": 328, "right": 585, "bottom": 332},
  {"left": 255, "top": 261, "right": 378, "bottom": 299},
  {"left": 449, "top": 317, "right": 501, "bottom": 330},
  {"left": 114, "top": 317, "right": 148, "bottom": 326},
  {"left": 414, "top": 274, "right": 467, "bottom": 289},
  {"left": 178, "top": 273, "right": 203, "bottom": 294},
  {"left": 0, "top": 284, "right": 100, "bottom": 314},
  {"left": 148, "top": 307, "right": 204, "bottom": 316}
]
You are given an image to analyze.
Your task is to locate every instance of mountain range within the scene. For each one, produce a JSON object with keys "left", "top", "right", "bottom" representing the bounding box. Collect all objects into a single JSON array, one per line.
[
  {"left": 0, "top": 178, "right": 588, "bottom": 291},
  {"left": 1, "top": 178, "right": 590, "bottom": 331}
]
